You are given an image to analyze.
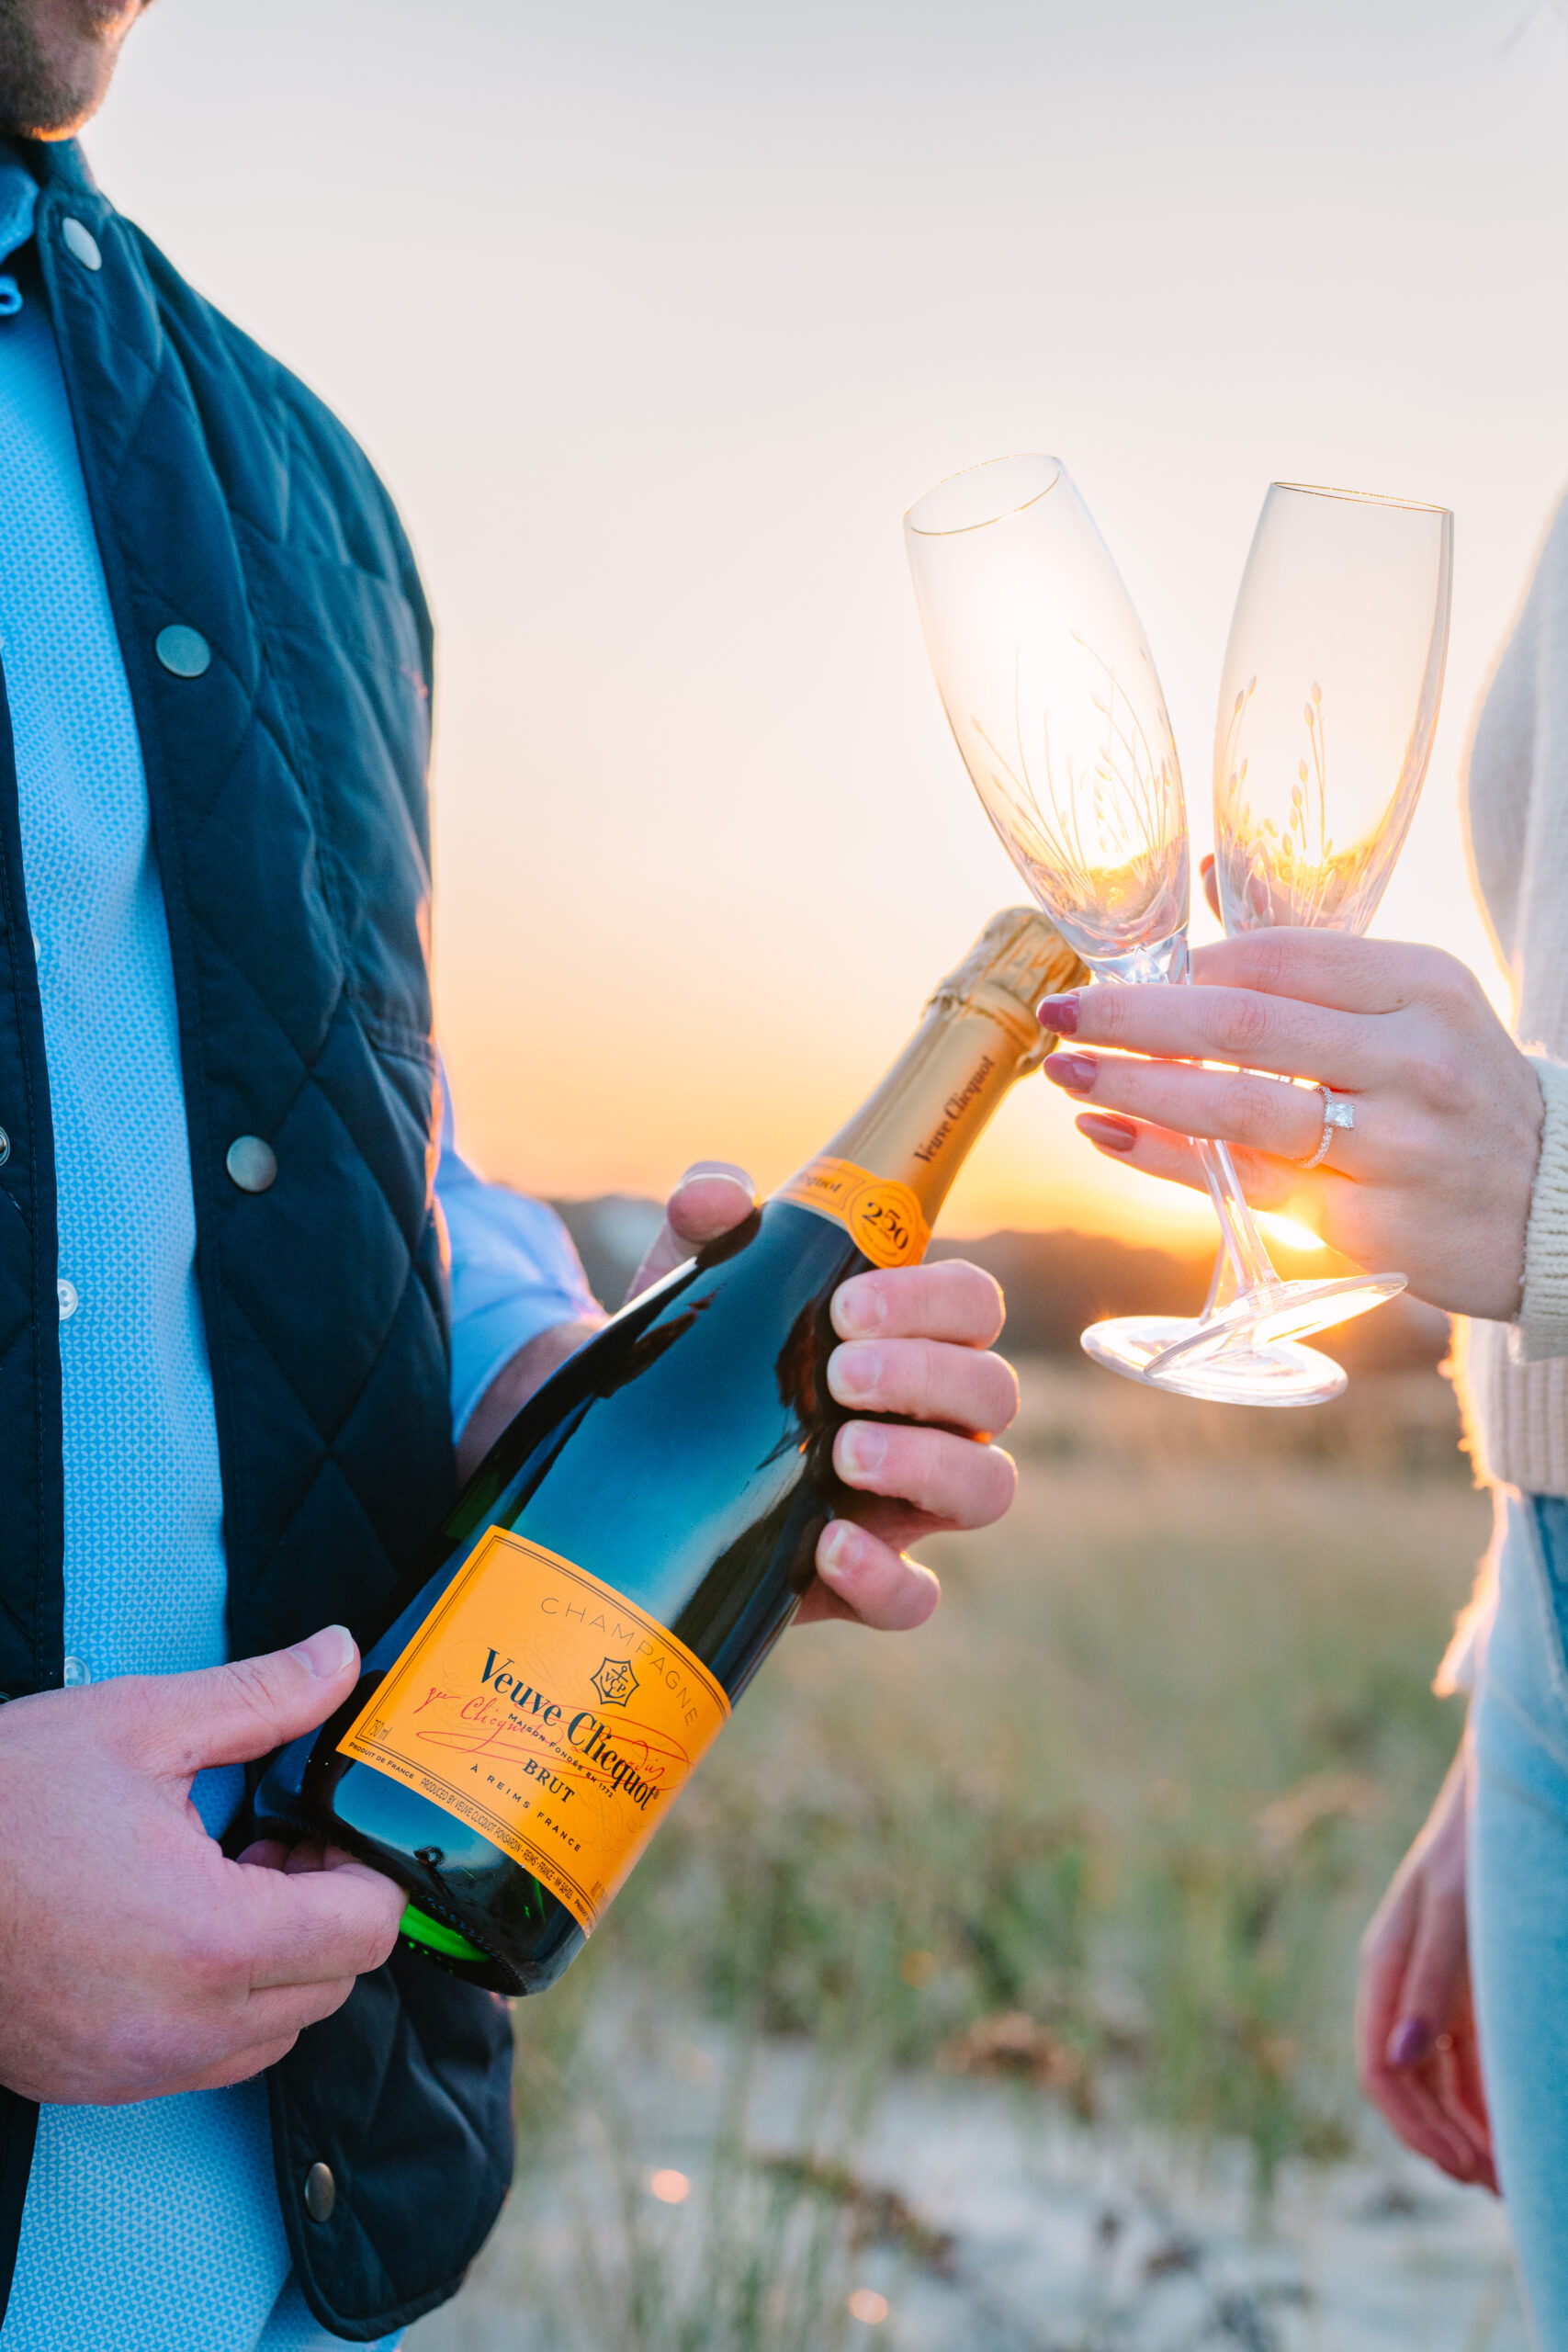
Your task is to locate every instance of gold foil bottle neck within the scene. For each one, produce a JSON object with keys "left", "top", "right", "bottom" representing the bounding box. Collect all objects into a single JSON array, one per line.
[
  {"left": 926, "top": 907, "right": 1088, "bottom": 1071},
  {"left": 789, "top": 905, "right": 1091, "bottom": 1236}
]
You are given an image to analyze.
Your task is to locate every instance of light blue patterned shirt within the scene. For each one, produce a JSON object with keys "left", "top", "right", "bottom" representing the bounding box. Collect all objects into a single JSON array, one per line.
[{"left": 0, "top": 153, "right": 596, "bottom": 2350}]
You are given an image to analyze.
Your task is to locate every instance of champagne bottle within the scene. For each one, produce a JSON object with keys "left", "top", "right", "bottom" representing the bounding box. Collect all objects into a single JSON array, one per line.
[{"left": 254, "top": 909, "right": 1083, "bottom": 1995}]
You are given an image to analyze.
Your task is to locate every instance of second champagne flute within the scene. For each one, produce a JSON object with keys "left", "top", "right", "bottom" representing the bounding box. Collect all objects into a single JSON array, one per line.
[
  {"left": 1145, "top": 480, "right": 1454, "bottom": 1381},
  {"left": 905, "top": 453, "right": 1348, "bottom": 1405}
]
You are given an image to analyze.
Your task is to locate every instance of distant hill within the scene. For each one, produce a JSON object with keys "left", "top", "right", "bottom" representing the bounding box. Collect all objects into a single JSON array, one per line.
[{"left": 550, "top": 1196, "right": 1450, "bottom": 1375}]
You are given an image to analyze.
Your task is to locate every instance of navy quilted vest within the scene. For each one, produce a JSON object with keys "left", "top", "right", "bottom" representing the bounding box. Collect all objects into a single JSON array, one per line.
[{"left": 0, "top": 141, "right": 513, "bottom": 2339}]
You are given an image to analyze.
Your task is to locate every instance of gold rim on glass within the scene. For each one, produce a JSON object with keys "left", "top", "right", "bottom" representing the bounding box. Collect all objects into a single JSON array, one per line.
[
  {"left": 1271, "top": 481, "right": 1450, "bottom": 514},
  {"left": 905, "top": 454, "right": 1063, "bottom": 537}
]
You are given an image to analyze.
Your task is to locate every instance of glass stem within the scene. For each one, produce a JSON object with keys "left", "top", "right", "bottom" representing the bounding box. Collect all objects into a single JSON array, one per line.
[
  {"left": 1088, "top": 931, "right": 1284, "bottom": 1308},
  {"left": 1195, "top": 1137, "right": 1281, "bottom": 1303},
  {"left": 1167, "top": 953, "right": 1283, "bottom": 1305}
]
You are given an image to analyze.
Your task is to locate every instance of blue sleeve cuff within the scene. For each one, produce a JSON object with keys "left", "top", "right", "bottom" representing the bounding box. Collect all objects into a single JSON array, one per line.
[{"left": 435, "top": 1075, "right": 602, "bottom": 1441}]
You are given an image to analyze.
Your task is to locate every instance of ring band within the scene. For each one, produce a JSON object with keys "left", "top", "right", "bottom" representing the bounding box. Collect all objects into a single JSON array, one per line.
[{"left": 1300, "top": 1082, "right": 1355, "bottom": 1170}]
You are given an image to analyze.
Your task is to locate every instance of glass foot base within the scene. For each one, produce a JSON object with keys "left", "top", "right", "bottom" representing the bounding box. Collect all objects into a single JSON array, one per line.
[
  {"left": 1144, "top": 1272, "right": 1405, "bottom": 1379},
  {"left": 1081, "top": 1316, "right": 1348, "bottom": 1407}
]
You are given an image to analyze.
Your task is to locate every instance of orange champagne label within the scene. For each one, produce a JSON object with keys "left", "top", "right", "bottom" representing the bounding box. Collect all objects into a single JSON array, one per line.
[
  {"left": 774, "top": 1156, "right": 931, "bottom": 1270},
  {"left": 338, "top": 1526, "right": 730, "bottom": 1935}
]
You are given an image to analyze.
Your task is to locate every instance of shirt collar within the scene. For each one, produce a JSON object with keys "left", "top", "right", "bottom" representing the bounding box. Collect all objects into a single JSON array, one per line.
[{"left": 0, "top": 146, "right": 38, "bottom": 316}]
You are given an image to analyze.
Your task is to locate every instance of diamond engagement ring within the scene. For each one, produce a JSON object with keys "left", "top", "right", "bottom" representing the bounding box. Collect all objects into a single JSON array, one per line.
[{"left": 1300, "top": 1082, "right": 1355, "bottom": 1170}]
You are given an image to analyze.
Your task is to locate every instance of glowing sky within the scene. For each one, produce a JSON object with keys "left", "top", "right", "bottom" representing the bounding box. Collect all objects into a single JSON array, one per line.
[{"left": 86, "top": 0, "right": 1568, "bottom": 1242}]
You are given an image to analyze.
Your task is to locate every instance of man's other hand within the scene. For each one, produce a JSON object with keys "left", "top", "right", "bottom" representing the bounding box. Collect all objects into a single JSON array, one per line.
[
  {"left": 0, "top": 1629, "right": 404, "bottom": 2106},
  {"left": 630, "top": 1162, "right": 1018, "bottom": 1633}
]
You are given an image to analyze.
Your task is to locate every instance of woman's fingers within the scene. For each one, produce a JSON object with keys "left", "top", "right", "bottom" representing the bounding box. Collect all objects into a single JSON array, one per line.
[
  {"left": 1046, "top": 1052, "right": 1337, "bottom": 1167},
  {"left": 1076, "top": 1114, "right": 1304, "bottom": 1213},
  {"left": 1431, "top": 2034, "right": 1499, "bottom": 2192},
  {"left": 1390, "top": 1883, "right": 1470, "bottom": 2071},
  {"left": 1369, "top": 2057, "right": 1491, "bottom": 2185},
  {"left": 1357, "top": 1870, "right": 1419, "bottom": 2092},
  {"left": 1037, "top": 975, "right": 1391, "bottom": 1089},
  {"left": 1358, "top": 1891, "right": 1483, "bottom": 2183},
  {"left": 1354, "top": 1747, "right": 1494, "bottom": 2190},
  {"left": 1038, "top": 934, "right": 1494, "bottom": 1085},
  {"left": 1190, "top": 931, "right": 1490, "bottom": 1018},
  {"left": 1445, "top": 1991, "right": 1499, "bottom": 2190}
]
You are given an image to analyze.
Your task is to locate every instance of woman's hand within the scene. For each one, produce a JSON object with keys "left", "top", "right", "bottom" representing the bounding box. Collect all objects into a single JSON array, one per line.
[
  {"left": 1356, "top": 1736, "right": 1496, "bottom": 2192},
  {"left": 1036, "top": 901, "right": 1542, "bottom": 1319}
]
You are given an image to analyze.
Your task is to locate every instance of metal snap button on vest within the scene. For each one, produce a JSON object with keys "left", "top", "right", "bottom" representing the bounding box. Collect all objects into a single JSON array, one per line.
[
  {"left": 303, "top": 2163, "right": 335, "bottom": 2223},
  {"left": 0, "top": 1127, "right": 9, "bottom": 1168},
  {"left": 155, "top": 624, "right": 211, "bottom": 678},
  {"left": 225, "top": 1136, "right": 277, "bottom": 1193},
  {"left": 56, "top": 1279, "right": 78, "bottom": 1320},
  {"left": 60, "top": 217, "right": 101, "bottom": 272}
]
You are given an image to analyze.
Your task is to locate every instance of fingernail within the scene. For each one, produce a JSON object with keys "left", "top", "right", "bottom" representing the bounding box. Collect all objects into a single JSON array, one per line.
[
  {"left": 671, "top": 1170, "right": 752, "bottom": 1200},
  {"left": 1038, "top": 992, "right": 1079, "bottom": 1036},
  {"left": 831, "top": 1343, "right": 881, "bottom": 1404},
  {"left": 290, "top": 1624, "right": 355, "bottom": 1679},
  {"left": 818, "top": 1521, "right": 863, "bottom": 1580},
  {"left": 1043, "top": 1051, "right": 1098, "bottom": 1097},
  {"left": 834, "top": 1279, "right": 887, "bottom": 1337},
  {"left": 1078, "top": 1114, "right": 1136, "bottom": 1154},
  {"left": 840, "top": 1422, "right": 888, "bottom": 1478},
  {"left": 1387, "top": 2016, "right": 1435, "bottom": 2069}
]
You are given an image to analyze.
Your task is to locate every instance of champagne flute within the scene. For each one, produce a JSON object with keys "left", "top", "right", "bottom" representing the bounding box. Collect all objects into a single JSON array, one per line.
[
  {"left": 1145, "top": 481, "right": 1454, "bottom": 1380},
  {"left": 905, "top": 454, "right": 1350, "bottom": 1405}
]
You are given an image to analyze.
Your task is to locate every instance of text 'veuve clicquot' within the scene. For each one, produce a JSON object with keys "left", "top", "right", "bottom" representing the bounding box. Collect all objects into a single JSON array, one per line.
[{"left": 254, "top": 909, "right": 1084, "bottom": 1995}]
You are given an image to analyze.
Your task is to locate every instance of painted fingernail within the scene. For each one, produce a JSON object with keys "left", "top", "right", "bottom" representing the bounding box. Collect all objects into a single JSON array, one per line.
[
  {"left": 840, "top": 1422, "right": 888, "bottom": 1478},
  {"left": 1387, "top": 2016, "right": 1435, "bottom": 2069},
  {"left": 1038, "top": 992, "right": 1079, "bottom": 1035},
  {"left": 1078, "top": 1114, "right": 1136, "bottom": 1154},
  {"left": 290, "top": 1624, "right": 355, "bottom": 1679},
  {"left": 830, "top": 1343, "right": 881, "bottom": 1404},
  {"left": 818, "top": 1521, "right": 863, "bottom": 1580},
  {"left": 833, "top": 1278, "right": 887, "bottom": 1337},
  {"left": 1043, "top": 1051, "right": 1097, "bottom": 1097}
]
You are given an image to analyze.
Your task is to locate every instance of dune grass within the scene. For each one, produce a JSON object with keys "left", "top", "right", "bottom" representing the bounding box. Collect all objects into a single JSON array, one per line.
[{"left": 426, "top": 1360, "right": 1491, "bottom": 2347}]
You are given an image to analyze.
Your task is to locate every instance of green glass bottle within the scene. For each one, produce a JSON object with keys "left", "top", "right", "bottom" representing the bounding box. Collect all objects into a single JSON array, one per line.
[{"left": 254, "top": 909, "right": 1082, "bottom": 1994}]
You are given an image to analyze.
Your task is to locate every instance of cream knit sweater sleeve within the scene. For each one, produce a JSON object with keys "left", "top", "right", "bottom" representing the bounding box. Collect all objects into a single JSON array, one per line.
[
  {"left": 1517, "top": 1057, "right": 1568, "bottom": 1362},
  {"left": 1459, "top": 490, "right": 1568, "bottom": 1489},
  {"left": 1437, "top": 492, "right": 1568, "bottom": 1688}
]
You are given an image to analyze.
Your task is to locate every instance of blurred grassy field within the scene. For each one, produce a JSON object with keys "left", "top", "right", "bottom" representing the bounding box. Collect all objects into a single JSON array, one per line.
[{"left": 418, "top": 1357, "right": 1493, "bottom": 2349}]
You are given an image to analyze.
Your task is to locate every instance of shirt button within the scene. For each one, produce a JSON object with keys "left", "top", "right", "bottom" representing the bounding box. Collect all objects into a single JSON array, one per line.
[
  {"left": 0, "top": 1127, "right": 9, "bottom": 1167},
  {"left": 226, "top": 1136, "right": 277, "bottom": 1193},
  {"left": 303, "top": 2163, "right": 335, "bottom": 2223},
  {"left": 60, "top": 217, "right": 101, "bottom": 272},
  {"left": 62, "top": 1656, "right": 91, "bottom": 1687},
  {"left": 56, "top": 1278, "right": 78, "bottom": 1320},
  {"left": 155, "top": 624, "right": 211, "bottom": 678}
]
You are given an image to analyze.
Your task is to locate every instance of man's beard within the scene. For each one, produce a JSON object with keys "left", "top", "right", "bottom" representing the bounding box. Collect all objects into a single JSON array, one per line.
[{"left": 0, "top": 0, "right": 130, "bottom": 138}]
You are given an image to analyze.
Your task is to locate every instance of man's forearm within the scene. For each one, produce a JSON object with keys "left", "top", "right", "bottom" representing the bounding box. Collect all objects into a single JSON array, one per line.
[{"left": 456, "top": 1317, "right": 606, "bottom": 1480}]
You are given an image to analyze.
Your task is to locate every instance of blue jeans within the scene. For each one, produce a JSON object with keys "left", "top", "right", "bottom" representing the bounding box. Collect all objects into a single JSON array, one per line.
[{"left": 1472, "top": 1491, "right": 1568, "bottom": 2348}]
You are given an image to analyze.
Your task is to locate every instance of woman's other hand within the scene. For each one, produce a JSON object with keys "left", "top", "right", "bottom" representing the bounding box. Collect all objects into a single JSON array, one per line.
[
  {"left": 1356, "top": 1736, "right": 1496, "bottom": 2192},
  {"left": 1035, "top": 864, "right": 1542, "bottom": 1319}
]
